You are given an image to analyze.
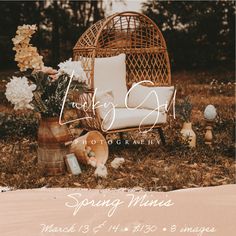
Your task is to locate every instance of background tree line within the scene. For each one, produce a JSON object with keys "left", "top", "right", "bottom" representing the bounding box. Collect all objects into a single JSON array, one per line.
[
  {"left": 0, "top": 0, "right": 235, "bottom": 70},
  {"left": 142, "top": 0, "right": 235, "bottom": 69},
  {"left": 0, "top": 0, "right": 105, "bottom": 68}
]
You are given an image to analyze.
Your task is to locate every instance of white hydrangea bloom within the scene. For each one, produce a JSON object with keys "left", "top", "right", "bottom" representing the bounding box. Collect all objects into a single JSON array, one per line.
[
  {"left": 5, "top": 76, "right": 36, "bottom": 110},
  {"left": 58, "top": 58, "right": 87, "bottom": 83}
]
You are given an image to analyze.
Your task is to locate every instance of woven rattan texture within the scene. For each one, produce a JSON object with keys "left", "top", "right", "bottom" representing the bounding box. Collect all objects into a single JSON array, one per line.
[{"left": 73, "top": 12, "right": 171, "bottom": 132}]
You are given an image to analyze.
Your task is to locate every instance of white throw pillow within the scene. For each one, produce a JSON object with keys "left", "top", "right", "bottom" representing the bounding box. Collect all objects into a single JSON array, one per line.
[
  {"left": 95, "top": 90, "right": 115, "bottom": 123},
  {"left": 127, "top": 82, "right": 174, "bottom": 112},
  {"left": 94, "top": 54, "right": 127, "bottom": 107}
]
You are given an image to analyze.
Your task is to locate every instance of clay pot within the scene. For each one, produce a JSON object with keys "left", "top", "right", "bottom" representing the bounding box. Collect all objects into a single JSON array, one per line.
[
  {"left": 70, "top": 131, "right": 108, "bottom": 165},
  {"left": 180, "top": 122, "right": 196, "bottom": 148}
]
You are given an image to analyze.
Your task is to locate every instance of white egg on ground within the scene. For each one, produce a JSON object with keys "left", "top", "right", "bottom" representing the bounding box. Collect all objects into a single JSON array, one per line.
[{"left": 204, "top": 105, "right": 217, "bottom": 120}]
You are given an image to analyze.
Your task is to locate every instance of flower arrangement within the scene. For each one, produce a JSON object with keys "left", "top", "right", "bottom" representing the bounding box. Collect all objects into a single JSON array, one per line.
[
  {"left": 176, "top": 96, "right": 192, "bottom": 122},
  {"left": 12, "top": 24, "right": 44, "bottom": 71},
  {"left": 6, "top": 24, "right": 88, "bottom": 118}
]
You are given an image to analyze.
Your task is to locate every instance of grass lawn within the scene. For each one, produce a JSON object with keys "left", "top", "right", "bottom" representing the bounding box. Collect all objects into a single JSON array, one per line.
[{"left": 0, "top": 69, "right": 235, "bottom": 190}]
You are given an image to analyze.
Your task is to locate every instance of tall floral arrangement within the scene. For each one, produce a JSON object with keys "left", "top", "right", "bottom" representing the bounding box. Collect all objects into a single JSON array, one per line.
[
  {"left": 5, "top": 24, "right": 88, "bottom": 118},
  {"left": 12, "top": 24, "right": 44, "bottom": 71}
]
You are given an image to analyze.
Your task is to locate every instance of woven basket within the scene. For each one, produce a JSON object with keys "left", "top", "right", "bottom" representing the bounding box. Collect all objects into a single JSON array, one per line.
[{"left": 70, "top": 131, "right": 108, "bottom": 165}]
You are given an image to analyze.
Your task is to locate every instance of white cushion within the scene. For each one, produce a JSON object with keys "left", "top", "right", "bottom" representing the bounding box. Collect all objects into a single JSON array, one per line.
[
  {"left": 95, "top": 90, "right": 115, "bottom": 122},
  {"left": 127, "top": 82, "right": 174, "bottom": 112},
  {"left": 102, "top": 108, "right": 167, "bottom": 131},
  {"left": 94, "top": 54, "right": 127, "bottom": 107}
]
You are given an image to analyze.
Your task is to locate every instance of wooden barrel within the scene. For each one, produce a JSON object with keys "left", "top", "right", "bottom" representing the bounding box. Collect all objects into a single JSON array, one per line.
[{"left": 37, "top": 117, "right": 72, "bottom": 176}]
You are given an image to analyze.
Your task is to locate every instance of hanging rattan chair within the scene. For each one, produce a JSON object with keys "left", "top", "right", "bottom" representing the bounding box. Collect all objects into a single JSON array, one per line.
[{"left": 73, "top": 11, "right": 174, "bottom": 143}]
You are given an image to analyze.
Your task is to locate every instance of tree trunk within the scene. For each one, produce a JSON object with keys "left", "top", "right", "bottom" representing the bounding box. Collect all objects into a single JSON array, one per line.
[{"left": 52, "top": 1, "right": 60, "bottom": 66}]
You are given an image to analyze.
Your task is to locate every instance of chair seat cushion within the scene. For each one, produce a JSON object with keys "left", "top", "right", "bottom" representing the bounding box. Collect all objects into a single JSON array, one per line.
[{"left": 102, "top": 108, "right": 167, "bottom": 131}]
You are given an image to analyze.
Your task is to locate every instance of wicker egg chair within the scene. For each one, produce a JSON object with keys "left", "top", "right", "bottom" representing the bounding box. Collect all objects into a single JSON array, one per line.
[{"left": 73, "top": 11, "right": 173, "bottom": 144}]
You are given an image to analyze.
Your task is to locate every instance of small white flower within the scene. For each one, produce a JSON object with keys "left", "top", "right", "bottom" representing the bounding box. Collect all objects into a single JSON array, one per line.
[
  {"left": 5, "top": 76, "right": 36, "bottom": 110},
  {"left": 111, "top": 157, "right": 125, "bottom": 169},
  {"left": 94, "top": 164, "right": 108, "bottom": 178},
  {"left": 58, "top": 58, "right": 87, "bottom": 83}
]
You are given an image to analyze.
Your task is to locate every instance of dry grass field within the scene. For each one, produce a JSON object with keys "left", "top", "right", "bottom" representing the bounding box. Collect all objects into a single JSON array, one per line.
[{"left": 0, "top": 69, "right": 235, "bottom": 190}]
